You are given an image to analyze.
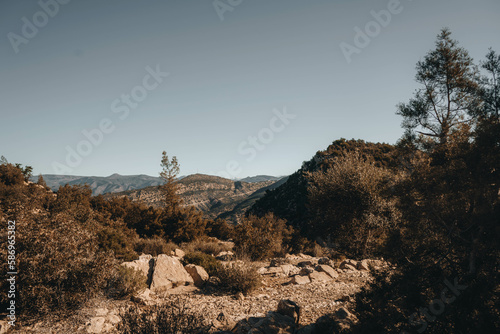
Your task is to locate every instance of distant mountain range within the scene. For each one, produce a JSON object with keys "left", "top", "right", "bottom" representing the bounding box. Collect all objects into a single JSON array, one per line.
[
  {"left": 34, "top": 173, "right": 281, "bottom": 196},
  {"left": 104, "top": 174, "right": 288, "bottom": 222},
  {"left": 32, "top": 173, "right": 285, "bottom": 221},
  {"left": 35, "top": 173, "right": 164, "bottom": 195}
]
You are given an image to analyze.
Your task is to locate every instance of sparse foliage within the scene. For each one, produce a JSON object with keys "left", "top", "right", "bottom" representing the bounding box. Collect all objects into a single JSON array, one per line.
[
  {"left": 233, "top": 213, "right": 292, "bottom": 261},
  {"left": 397, "top": 28, "right": 482, "bottom": 147}
]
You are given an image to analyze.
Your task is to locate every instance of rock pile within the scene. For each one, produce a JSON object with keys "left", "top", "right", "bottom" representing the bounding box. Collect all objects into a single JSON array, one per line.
[
  {"left": 256, "top": 256, "right": 376, "bottom": 287},
  {"left": 121, "top": 249, "right": 209, "bottom": 298}
]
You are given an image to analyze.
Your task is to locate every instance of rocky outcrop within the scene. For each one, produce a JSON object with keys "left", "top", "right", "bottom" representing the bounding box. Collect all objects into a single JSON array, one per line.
[
  {"left": 105, "top": 174, "right": 281, "bottom": 222},
  {"left": 150, "top": 255, "right": 194, "bottom": 293},
  {"left": 185, "top": 264, "right": 209, "bottom": 287},
  {"left": 121, "top": 254, "right": 154, "bottom": 285}
]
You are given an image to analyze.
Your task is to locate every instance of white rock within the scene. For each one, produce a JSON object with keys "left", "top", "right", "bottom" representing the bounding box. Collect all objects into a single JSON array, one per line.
[
  {"left": 185, "top": 264, "right": 209, "bottom": 287},
  {"left": 150, "top": 255, "right": 194, "bottom": 293}
]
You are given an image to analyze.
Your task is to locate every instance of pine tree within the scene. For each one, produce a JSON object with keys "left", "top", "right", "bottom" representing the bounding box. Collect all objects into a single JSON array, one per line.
[
  {"left": 159, "top": 151, "right": 181, "bottom": 211},
  {"left": 397, "top": 28, "right": 482, "bottom": 147}
]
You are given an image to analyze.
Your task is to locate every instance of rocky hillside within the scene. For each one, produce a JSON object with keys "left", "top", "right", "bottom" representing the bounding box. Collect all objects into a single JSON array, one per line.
[
  {"left": 249, "top": 139, "right": 398, "bottom": 230},
  {"left": 105, "top": 174, "right": 285, "bottom": 221},
  {"left": 36, "top": 173, "right": 164, "bottom": 195}
]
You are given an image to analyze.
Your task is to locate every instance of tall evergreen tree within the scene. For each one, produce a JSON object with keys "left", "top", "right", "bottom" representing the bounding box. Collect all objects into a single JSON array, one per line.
[{"left": 397, "top": 28, "right": 482, "bottom": 147}]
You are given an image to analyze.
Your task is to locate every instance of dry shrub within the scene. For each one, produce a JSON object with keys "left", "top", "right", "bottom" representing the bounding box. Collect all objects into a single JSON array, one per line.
[
  {"left": 105, "top": 265, "right": 147, "bottom": 299},
  {"left": 214, "top": 262, "right": 262, "bottom": 295},
  {"left": 181, "top": 237, "right": 232, "bottom": 256},
  {"left": 135, "top": 237, "right": 177, "bottom": 256},
  {"left": 97, "top": 225, "right": 138, "bottom": 261},
  {"left": 118, "top": 298, "right": 210, "bottom": 334},
  {"left": 13, "top": 215, "right": 115, "bottom": 320},
  {"left": 307, "top": 150, "right": 401, "bottom": 257},
  {"left": 233, "top": 213, "right": 292, "bottom": 261},
  {"left": 182, "top": 251, "right": 220, "bottom": 276}
]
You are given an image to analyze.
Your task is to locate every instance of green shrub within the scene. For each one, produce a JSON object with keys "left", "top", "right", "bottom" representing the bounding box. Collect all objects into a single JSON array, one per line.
[
  {"left": 182, "top": 251, "right": 220, "bottom": 276},
  {"left": 118, "top": 299, "right": 210, "bottom": 334},
  {"left": 106, "top": 265, "right": 147, "bottom": 299},
  {"left": 214, "top": 262, "right": 261, "bottom": 295}
]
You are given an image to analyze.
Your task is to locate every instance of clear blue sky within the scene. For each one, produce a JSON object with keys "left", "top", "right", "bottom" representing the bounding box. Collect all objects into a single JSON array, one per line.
[{"left": 1, "top": 0, "right": 499, "bottom": 178}]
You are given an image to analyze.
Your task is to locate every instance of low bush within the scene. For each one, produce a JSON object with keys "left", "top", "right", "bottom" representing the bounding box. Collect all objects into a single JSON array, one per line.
[
  {"left": 135, "top": 236, "right": 178, "bottom": 256},
  {"left": 182, "top": 251, "right": 220, "bottom": 276},
  {"left": 182, "top": 237, "right": 232, "bottom": 256},
  {"left": 13, "top": 215, "right": 115, "bottom": 320},
  {"left": 118, "top": 299, "right": 210, "bottom": 334},
  {"left": 233, "top": 213, "right": 292, "bottom": 261},
  {"left": 97, "top": 225, "right": 138, "bottom": 261},
  {"left": 105, "top": 265, "right": 147, "bottom": 299},
  {"left": 214, "top": 262, "right": 261, "bottom": 295}
]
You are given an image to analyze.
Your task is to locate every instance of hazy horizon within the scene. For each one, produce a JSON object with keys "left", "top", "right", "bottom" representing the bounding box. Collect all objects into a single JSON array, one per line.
[{"left": 2, "top": 0, "right": 499, "bottom": 178}]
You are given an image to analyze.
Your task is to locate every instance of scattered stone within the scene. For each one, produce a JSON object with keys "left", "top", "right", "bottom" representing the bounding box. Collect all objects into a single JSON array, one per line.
[
  {"left": 171, "top": 248, "right": 185, "bottom": 258},
  {"left": 298, "top": 253, "right": 312, "bottom": 259},
  {"left": 318, "top": 257, "right": 331, "bottom": 265},
  {"left": 86, "top": 317, "right": 113, "bottom": 333},
  {"left": 356, "top": 260, "right": 369, "bottom": 271},
  {"left": 280, "top": 264, "right": 299, "bottom": 276},
  {"left": 150, "top": 254, "right": 194, "bottom": 293},
  {"left": 291, "top": 275, "right": 311, "bottom": 285},
  {"left": 297, "top": 260, "right": 314, "bottom": 267},
  {"left": 339, "top": 260, "right": 358, "bottom": 271},
  {"left": 316, "top": 264, "right": 339, "bottom": 279},
  {"left": 259, "top": 266, "right": 284, "bottom": 275},
  {"left": 131, "top": 288, "right": 156, "bottom": 305},
  {"left": 270, "top": 258, "right": 286, "bottom": 267},
  {"left": 185, "top": 264, "right": 209, "bottom": 287},
  {"left": 308, "top": 271, "right": 332, "bottom": 282},
  {"left": 207, "top": 276, "right": 221, "bottom": 287},
  {"left": 299, "top": 267, "right": 314, "bottom": 275},
  {"left": 216, "top": 251, "right": 235, "bottom": 261},
  {"left": 214, "top": 311, "right": 236, "bottom": 331},
  {"left": 233, "top": 311, "right": 296, "bottom": 334},
  {"left": 277, "top": 299, "right": 301, "bottom": 324}
]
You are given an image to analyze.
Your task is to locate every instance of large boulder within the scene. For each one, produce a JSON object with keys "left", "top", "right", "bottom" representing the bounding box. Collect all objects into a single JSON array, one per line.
[
  {"left": 185, "top": 264, "right": 209, "bottom": 287},
  {"left": 150, "top": 255, "right": 194, "bottom": 293}
]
